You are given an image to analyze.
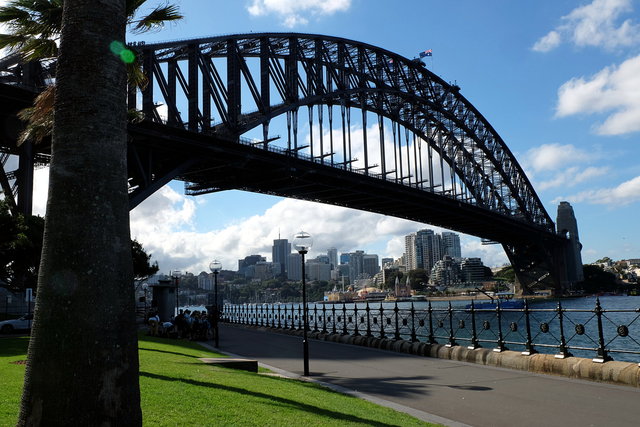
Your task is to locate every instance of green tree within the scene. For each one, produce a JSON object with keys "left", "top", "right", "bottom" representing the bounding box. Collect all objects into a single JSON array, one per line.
[
  {"left": 2, "top": 198, "right": 156, "bottom": 290},
  {"left": 493, "top": 265, "right": 515, "bottom": 282},
  {"left": 0, "top": 199, "right": 44, "bottom": 292},
  {"left": 11, "top": 1, "right": 178, "bottom": 423},
  {"left": 407, "top": 268, "right": 429, "bottom": 290},
  {"left": 579, "top": 265, "right": 618, "bottom": 294}
]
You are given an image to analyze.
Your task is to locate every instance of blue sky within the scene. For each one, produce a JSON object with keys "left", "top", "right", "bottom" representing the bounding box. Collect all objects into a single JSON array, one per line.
[{"left": 7, "top": 0, "right": 640, "bottom": 274}]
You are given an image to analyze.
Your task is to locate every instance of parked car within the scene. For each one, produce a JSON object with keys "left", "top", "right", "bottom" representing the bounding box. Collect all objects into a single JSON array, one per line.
[{"left": 0, "top": 313, "right": 33, "bottom": 333}]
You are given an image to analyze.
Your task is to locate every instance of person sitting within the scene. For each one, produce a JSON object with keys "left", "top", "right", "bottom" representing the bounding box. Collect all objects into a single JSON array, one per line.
[{"left": 148, "top": 312, "right": 160, "bottom": 336}]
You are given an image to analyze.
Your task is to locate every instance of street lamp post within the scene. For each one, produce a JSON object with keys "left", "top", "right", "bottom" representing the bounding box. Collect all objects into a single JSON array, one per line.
[
  {"left": 171, "top": 270, "right": 181, "bottom": 316},
  {"left": 209, "top": 260, "right": 222, "bottom": 348},
  {"left": 293, "top": 231, "right": 313, "bottom": 376}
]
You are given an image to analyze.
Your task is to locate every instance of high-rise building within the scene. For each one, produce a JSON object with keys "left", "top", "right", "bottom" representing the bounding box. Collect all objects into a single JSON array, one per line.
[
  {"left": 197, "top": 271, "right": 212, "bottom": 290},
  {"left": 327, "top": 247, "right": 338, "bottom": 270},
  {"left": 405, "top": 233, "right": 417, "bottom": 270},
  {"left": 441, "top": 232, "right": 462, "bottom": 258},
  {"left": 348, "top": 250, "right": 365, "bottom": 282},
  {"left": 238, "top": 255, "right": 266, "bottom": 276},
  {"left": 272, "top": 238, "right": 291, "bottom": 275},
  {"left": 286, "top": 253, "right": 302, "bottom": 281},
  {"left": 416, "top": 229, "right": 441, "bottom": 273},
  {"left": 363, "top": 254, "right": 380, "bottom": 277},
  {"left": 430, "top": 255, "right": 460, "bottom": 285},
  {"left": 307, "top": 261, "right": 332, "bottom": 281},
  {"left": 340, "top": 253, "right": 351, "bottom": 265},
  {"left": 381, "top": 257, "right": 394, "bottom": 268},
  {"left": 460, "top": 258, "right": 485, "bottom": 282}
]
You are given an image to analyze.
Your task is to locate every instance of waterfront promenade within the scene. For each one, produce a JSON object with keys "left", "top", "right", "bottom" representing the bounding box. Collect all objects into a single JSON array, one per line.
[{"left": 216, "top": 324, "right": 639, "bottom": 427}]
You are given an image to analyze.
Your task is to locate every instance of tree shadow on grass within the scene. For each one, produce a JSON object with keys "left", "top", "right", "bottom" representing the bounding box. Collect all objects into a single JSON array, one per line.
[
  {"left": 0, "top": 337, "right": 29, "bottom": 358},
  {"left": 140, "top": 371, "right": 408, "bottom": 426},
  {"left": 139, "top": 347, "right": 205, "bottom": 359}
]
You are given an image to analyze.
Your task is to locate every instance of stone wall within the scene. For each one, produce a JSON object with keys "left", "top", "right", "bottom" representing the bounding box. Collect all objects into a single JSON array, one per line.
[{"left": 240, "top": 324, "right": 640, "bottom": 388}]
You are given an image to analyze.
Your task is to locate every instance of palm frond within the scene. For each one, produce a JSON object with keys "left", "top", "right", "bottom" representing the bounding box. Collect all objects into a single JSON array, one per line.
[
  {"left": 126, "top": 59, "right": 149, "bottom": 90},
  {"left": 125, "top": 0, "right": 148, "bottom": 18},
  {"left": 0, "top": 33, "right": 29, "bottom": 52},
  {"left": 130, "top": 4, "right": 183, "bottom": 34},
  {"left": 16, "top": 85, "right": 55, "bottom": 145},
  {"left": 21, "top": 37, "right": 58, "bottom": 61}
]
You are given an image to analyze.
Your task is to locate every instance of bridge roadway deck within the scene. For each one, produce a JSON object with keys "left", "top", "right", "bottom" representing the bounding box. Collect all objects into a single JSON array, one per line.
[{"left": 214, "top": 324, "right": 639, "bottom": 427}]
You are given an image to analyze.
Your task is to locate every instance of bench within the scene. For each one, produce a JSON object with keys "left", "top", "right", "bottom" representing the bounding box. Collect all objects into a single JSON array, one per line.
[{"left": 198, "top": 358, "right": 258, "bottom": 373}]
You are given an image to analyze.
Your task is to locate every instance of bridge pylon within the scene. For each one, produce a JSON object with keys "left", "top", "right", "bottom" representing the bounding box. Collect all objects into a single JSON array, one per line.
[{"left": 505, "top": 201, "right": 583, "bottom": 296}]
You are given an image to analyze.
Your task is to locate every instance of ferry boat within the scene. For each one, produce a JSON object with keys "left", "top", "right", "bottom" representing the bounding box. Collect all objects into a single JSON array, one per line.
[{"left": 465, "top": 291, "right": 525, "bottom": 310}]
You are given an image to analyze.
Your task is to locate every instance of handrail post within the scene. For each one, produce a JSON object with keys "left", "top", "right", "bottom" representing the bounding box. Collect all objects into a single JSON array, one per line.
[
  {"left": 593, "top": 297, "right": 612, "bottom": 363},
  {"left": 522, "top": 299, "right": 536, "bottom": 355},
  {"left": 494, "top": 301, "right": 506, "bottom": 352},
  {"left": 446, "top": 301, "right": 456, "bottom": 347},
  {"left": 278, "top": 305, "right": 282, "bottom": 329},
  {"left": 394, "top": 302, "right": 401, "bottom": 340},
  {"left": 332, "top": 304, "right": 337, "bottom": 334},
  {"left": 427, "top": 301, "right": 436, "bottom": 344},
  {"left": 366, "top": 302, "right": 372, "bottom": 337},
  {"left": 321, "top": 304, "right": 327, "bottom": 334},
  {"left": 260, "top": 304, "right": 264, "bottom": 327},
  {"left": 342, "top": 303, "right": 348, "bottom": 335},
  {"left": 468, "top": 300, "right": 480, "bottom": 349},
  {"left": 556, "top": 301, "right": 572, "bottom": 359},
  {"left": 410, "top": 303, "right": 417, "bottom": 342},
  {"left": 379, "top": 303, "right": 386, "bottom": 339},
  {"left": 313, "top": 304, "right": 319, "bottom": 332},
  {"left": 354, "top": 304, "right": 360, "bottom": 336}
]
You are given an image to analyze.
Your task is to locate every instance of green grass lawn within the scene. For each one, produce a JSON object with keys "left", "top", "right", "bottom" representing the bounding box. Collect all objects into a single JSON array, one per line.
[{"left": 1, "top": 334, "right": 436, "bottom": 426}]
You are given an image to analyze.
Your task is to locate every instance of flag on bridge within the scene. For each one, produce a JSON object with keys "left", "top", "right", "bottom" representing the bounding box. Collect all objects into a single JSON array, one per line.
[{"left": 419, "top": 49, "right": 433, "bottom": 58}]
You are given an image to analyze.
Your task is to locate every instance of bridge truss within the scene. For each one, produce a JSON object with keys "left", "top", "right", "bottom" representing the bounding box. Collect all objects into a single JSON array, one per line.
[{"left": 0, "top": 33, "right": 576, "bottom": 293}]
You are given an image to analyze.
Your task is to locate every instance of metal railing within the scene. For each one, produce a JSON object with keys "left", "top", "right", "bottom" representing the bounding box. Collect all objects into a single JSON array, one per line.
[{"left": 222, "top": 298, "right": 640, "bottom": 364}]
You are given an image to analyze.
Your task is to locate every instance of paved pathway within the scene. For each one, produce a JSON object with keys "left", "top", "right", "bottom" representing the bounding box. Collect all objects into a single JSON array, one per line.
[{"left": 214, "top": 324, "right": 640, "bottom": 427}]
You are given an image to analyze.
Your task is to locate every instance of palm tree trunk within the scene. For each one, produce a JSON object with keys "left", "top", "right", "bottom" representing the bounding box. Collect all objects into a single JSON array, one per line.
[{"left": 18, "top": 0, "right": 141, "bottom": 424}]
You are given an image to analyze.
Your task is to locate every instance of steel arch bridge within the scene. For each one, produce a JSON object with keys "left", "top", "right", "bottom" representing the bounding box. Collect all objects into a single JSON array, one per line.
[{"left": 0, "top": 33, "right": 580, "bottom": 293}]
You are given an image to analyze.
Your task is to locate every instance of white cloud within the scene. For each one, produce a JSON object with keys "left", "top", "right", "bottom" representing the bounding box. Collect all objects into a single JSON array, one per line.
[
  {"left": 537, "top": 166, "right": 609, "bottom": 191},
  {"left": 523, "top": 143, "right": 594, "bottom": 173},
  {"left": 556, "top": 54, "right": 640, "bottom": 135},
  {"left": 521, "top": 144, "right": 608, "bottom": 191},
  {"left": 553, "top": 175, "right": 640, "bottom": 205},
  {"left": 130, "top": 185, "right": 431, "bottom": 274},
  {"left": 532, "top": 30, "right": 561, "bottom": 53},
  {"left": 461, "top": 239, "right": 509, "bottom": 268},
  {"left": 247, "top": 0, "right": 352, "bottom": 28},
  {"left": 533, "top": 0, "right": 640, "bottom": 52}
]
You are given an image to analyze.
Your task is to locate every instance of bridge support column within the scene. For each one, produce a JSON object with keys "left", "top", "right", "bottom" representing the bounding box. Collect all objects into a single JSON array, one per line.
[
  {"left": 17, "top": 140, "right": 34, "bottom": 217},
  {"left": 503, "top": 239, "right": 566, "bottom": 296}
]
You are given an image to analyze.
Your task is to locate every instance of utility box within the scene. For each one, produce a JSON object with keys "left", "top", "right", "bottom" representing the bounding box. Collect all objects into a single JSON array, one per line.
[{"left": 150, "top": 279, "right": 175, "bottom": 322}]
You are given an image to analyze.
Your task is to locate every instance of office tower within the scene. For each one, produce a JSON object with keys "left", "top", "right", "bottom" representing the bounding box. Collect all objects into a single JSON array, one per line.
[
  {"left": 238, "top": 255, "right": 266, "bottom": 276},
  {"left": 405, "top": 233, "right": 417, "bottom": 270},
  {"left": 286, "top": 253, "right": 302, "bottom": 281},
  {"left": 441, "top": 232, "right": 462, "bottom": 258},
  {"left": 363, "top": 254, "right": 380, "bottom": 277},
  {"left": 460, "top": 258, "right": 485, "bottom": 282},
  {"left": 272, "top": 238, "right": 291, "bottom": 275},
  {"left": 327, "top": 247, "right": 338, "bottom": 270},
  {"left": 416, "top": 229, "right": 441, "bottom": 273}
]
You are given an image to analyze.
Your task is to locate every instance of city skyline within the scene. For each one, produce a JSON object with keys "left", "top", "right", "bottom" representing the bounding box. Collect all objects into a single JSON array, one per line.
[{"left": 4, "top": 0, "right": 639, "bottom": 274}]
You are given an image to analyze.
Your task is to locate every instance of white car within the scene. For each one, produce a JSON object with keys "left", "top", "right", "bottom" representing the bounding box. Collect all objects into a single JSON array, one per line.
[{"left": 0, "top": 314, "right": 33, "bottom": 333}]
